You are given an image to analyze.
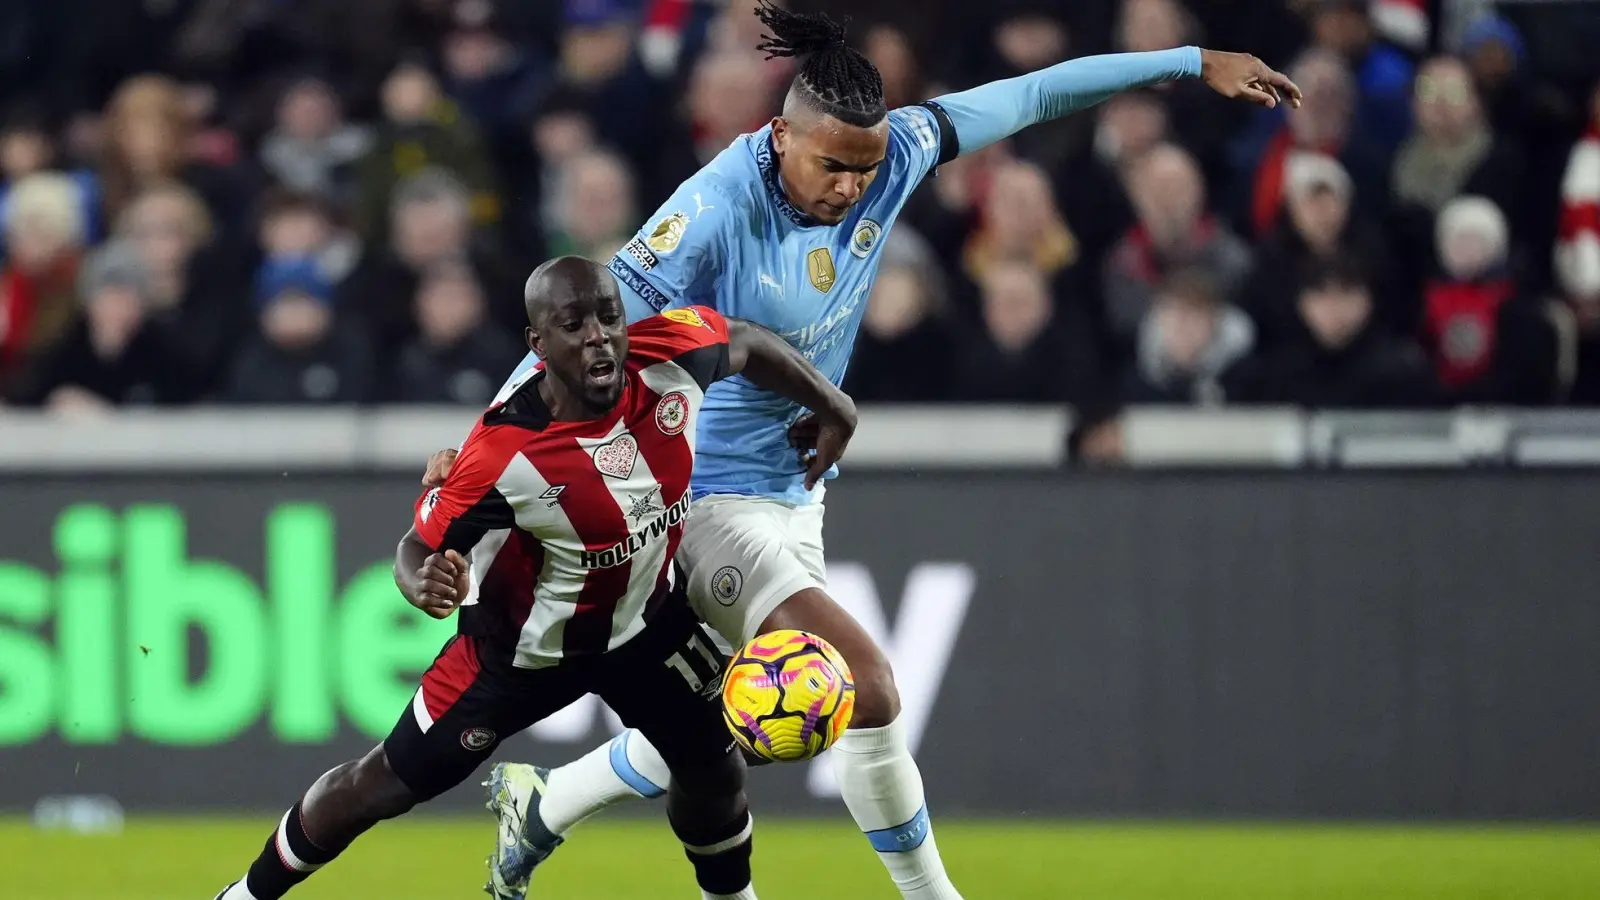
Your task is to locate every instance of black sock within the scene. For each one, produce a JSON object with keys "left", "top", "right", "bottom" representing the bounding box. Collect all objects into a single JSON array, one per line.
[
  {"left": 241, "top": 802, "right": 341, "bottom": 900},
  {"left": 678, "top": 808, "right": 754, "bottom": 896}
]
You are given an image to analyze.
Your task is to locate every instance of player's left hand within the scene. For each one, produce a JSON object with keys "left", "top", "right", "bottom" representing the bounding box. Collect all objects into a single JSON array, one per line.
[
  {"left": 423, "top": 448, "right": 458, "bottom": 488},
  {"left": 1199, "top": 49, "right": 1302, "bottom": 110}
]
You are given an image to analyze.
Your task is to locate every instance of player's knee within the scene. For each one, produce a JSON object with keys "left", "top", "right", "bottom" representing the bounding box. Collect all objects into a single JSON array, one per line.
[
  {"left": 671, "top": 745, "right": 747, "bottom": 799},
  {"left": 848, "top": 646, "right": 901, "bottom": 729},
  {"left": 342, "top": 747, "right": 420, "bottom": 823}
]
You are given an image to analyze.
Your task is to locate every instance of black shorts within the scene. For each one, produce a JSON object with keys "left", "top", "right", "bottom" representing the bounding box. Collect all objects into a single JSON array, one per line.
[{"left": 383, "top": 602, "right": 733, "bottom": 801}]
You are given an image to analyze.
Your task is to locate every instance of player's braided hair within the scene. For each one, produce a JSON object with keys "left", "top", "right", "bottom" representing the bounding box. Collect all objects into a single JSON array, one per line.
[{"left": 754, "top": 1, "right": 886, "bottom": 128}]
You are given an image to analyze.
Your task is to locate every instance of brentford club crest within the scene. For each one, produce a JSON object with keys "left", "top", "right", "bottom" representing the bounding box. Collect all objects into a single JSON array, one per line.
[
  {"left": 656, "top": 392, "right": 689, "bottom": 436},
  {"left": 592, "top": 432, "right": 638, "bottom": 479}
]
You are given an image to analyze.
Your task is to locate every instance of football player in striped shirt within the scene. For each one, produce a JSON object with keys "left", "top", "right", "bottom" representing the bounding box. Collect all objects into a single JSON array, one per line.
[{"left": 212, "top": 257, "right": 857, "bottom": 900}]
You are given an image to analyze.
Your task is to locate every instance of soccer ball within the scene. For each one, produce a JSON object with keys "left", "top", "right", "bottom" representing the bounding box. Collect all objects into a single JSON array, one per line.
[{"left": 721, "top": 630, "right": 856, "bottom": 762}]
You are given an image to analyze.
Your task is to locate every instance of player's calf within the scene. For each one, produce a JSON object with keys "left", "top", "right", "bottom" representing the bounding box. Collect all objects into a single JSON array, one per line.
[
  {"left": 215, "top": 746, "right": 419, "bottom": 900},
  {"left": 759, "top": 587, "right": 962, "bottom": 900},
  {"left": 667, "top": 748, "right": 758, "bottom": 900}
]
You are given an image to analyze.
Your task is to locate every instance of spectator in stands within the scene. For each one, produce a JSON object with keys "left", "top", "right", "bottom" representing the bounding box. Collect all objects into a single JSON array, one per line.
[
  {"left": 257, "top": 191, "right": 360, "bottom": 291},
  {"left": 439, "top": 2, "right": 550, "bottom": 148},
  {"left": 1242, "top": 152, "right": 1397, "bottom": 349},
  {"left": 545, "top": 148, "right": 636, "bottom": 263},
  {"left": 1559, "top": 84, "right": 1600, "bottom": 404},
  {"left": 863, "top": 24, "right": 925, "bottom": 112},
  {"left": 1124, "top": 268, "right": 1254, "bottom": 405},
  {"left": 1050, "top": 91, "right": 1153, "bottom": 266},
  {"left": 956, "top": 261, "right": 1076, "bottom": 402},
  {"left": 0, "top": 112, "right": 100, "bottom": 258},
  {"left": 1301, "top": 0, "right": 1414, "bottom": 155},
  {"left": 0, "top": 173, "right": 87, "bottom": 400},
  {"left": 223, "top": 256, "right": 371, "bottom": 405},
  {"left": 656, "top": 51, "right": 778, "bottom": 189},
  {"left": 25, "top": 240, "right": 188, "bottom": 410},
  {"left": 258, "top": 77, "right": 372, "bottom": 208},
  {"left": 344, "top": 168, "right": 515, "bottom": 361},
  {"left": 1454, "top": 13, "right": 1530, "bottom": 136},
  {"left": 1115, "top": 0, "right": 1238, "bottom": 184},
  {"left": 963, "top": 160, "right": 1083, "bottom": 296},
  {"left": 1105, "top": 142, "right": 1252, "bottom": 346},
  {"left": 100, "top": 75, "right": 237, "bottom": 241},
  {"left": 116, "top": 180, "right": 242, "bottom": 389},
  {"left": 1391, "top": 56, "right": 1526, "bottom": 244},
  {"left": 355, "top": 60, "right": 498, "bottom": 246},
  {"left": 1229, "top": 255, "right": 1437, "bottom": 408},
  {"left": 1422, "top": 196, "right": 1561, "bottom": 404},
  {"left": 986, "top": 11, "right": 1078, "bottom": 175},
  {"left": 844, "top": 228, "right": 956, "bottom": 403},
  {"left": 556, "top": 0, "right": 672, "bottom": 188},
  {"left": 903, "top": 140, "right": 1010, "bottom": 277},
  {"left": 391, "top": 260, "right": 523, "bottom": 406},
  {"left": 1231, "top": 47, "right": 1389, "bottom": 240},
  {"left": 1555, "top": 83, "right": 1600, "bottom": 332}
]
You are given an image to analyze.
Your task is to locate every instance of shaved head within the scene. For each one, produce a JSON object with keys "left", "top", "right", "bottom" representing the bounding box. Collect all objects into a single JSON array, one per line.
[{"left": 524, "top": 255, "right": 620, "bottom": 326}]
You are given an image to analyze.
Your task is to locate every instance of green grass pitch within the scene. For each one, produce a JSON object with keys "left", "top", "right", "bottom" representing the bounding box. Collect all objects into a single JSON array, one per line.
[{"left": 4, "top": 816, "right": 1597, "bottom": 899}]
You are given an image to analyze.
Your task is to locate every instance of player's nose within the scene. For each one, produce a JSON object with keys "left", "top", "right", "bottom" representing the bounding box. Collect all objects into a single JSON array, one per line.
[
  {"left": 581, "top": 319, "right": 610, "bottom": 347},
  {"left": 834, "top": 174, "right": 863, "bottom": 203}
]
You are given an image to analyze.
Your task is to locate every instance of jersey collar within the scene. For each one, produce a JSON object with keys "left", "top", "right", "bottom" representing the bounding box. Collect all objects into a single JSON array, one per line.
[{"left": 756, "top": 132, "right": 815, "bottom": 228}]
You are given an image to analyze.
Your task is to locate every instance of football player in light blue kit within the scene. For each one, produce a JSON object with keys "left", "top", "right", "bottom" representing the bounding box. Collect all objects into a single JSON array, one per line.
[{"left": 457, "top": 5, "right": 1301, "bottom": 899}]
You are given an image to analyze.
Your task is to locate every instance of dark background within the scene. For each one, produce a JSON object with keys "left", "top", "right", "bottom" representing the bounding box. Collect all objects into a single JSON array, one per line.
[{"left": 2, "top": 470, "right": 1596, "bottom": 819}]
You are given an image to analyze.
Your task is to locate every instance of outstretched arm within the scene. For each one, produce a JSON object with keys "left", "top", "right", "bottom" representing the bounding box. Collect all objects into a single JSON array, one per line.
[{"left": 931, "top": 47, "right": 1301, "bottom": 158}]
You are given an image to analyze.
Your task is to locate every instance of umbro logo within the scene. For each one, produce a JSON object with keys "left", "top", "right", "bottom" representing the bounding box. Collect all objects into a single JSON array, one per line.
[{"left": 540, "top": 485, "right": 566, "bottom": 507}]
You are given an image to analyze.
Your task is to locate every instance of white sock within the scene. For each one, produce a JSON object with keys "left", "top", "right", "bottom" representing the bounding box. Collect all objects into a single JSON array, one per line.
[
  {"left": 219, "top": 881, "right": 259, "bottom": 900},
  {"left": 539, "top": 729, "right": 671, "bottom": 834},
  {"left": 832, "top": 719, "right": 964, "bottom": 900},
  {"left": 703, "top": 889, "right": 758, "bottom": 900}
]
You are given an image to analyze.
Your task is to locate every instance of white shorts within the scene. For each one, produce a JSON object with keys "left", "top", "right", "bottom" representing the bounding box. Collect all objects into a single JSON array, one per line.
[{"left": 679, "top": 492, "right": 827, "bottom": 648}]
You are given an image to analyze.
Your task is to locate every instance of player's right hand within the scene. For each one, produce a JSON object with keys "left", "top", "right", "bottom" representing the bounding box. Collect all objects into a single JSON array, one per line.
[
  {"left": 423, "top": 448, "right": 458, "bottom": 488},
  {"left": 791, "top": 404, "right": 857, "bottom": 491},
  {"left": 409, "top": 549, "right": 470, "bottom": 619}
]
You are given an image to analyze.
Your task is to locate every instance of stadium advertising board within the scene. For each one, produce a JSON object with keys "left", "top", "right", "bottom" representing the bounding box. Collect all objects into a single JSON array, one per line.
[{"left": 1, "top": 473, "right": 1598, "bottom": 819}]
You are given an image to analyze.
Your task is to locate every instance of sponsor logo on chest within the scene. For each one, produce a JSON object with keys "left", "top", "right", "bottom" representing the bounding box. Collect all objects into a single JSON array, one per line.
[{"left": 580, "top": 489, "right": 691, "bottom": 569}]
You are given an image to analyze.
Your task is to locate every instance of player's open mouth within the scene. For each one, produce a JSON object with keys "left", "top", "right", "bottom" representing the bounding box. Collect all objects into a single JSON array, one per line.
[{"left": 587, "top": 359, "right": 618, "bottom": 386}]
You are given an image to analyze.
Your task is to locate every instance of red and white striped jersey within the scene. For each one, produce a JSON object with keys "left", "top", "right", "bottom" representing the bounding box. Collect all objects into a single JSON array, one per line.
[{"left": 414, "top": 306, "right": 730, "bottom": 668}]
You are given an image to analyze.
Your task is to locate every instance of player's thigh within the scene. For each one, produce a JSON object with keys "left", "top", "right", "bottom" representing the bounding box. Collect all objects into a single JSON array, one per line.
[
  {"left": 788, "top": 496, "right": 828, "bottom": 585},
  {"left": 598, "top": 605, "right": 737, "bottom": 778},
  {"left": 758, "top": 587, "right": 900, "bottom": 726},
  {"left": 680, "top": 495, "right": 822, "bottom": 646},
  {"left": 383, "top": 635, "right": 584, "bottom": 802}
]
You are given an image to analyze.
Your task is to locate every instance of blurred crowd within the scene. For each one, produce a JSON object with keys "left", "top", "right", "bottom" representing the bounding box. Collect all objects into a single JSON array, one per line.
[{"left": 0, "top": 0, "right": 1598, "bottom": 416}]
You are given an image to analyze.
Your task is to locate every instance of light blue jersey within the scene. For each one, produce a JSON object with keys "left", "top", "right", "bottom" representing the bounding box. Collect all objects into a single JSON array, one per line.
[{"left": 504, "top": 47, "right": 1203, "bottom": 504}]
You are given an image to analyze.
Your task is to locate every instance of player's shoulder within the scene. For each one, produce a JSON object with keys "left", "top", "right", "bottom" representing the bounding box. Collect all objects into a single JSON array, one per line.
[{"left": 627, "top": 305, "right": 729, "bottom": 349}]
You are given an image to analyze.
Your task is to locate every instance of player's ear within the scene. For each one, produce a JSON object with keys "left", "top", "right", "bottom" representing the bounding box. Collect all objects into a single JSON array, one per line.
[
  {"left": 771, "top": 117, "right": 790, "bottom": 154},
  {"left": 525, "top": 326, "right": 541, "bottom": 356}
]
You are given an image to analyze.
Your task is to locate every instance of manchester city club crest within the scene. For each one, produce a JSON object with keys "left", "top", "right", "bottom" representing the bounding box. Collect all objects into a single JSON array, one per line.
[
  {"left": 711, "top": 566, "right": 744, "bottom": 606},
  {"left": 850, "top": 219, "right": 883, "bottom": 259}
]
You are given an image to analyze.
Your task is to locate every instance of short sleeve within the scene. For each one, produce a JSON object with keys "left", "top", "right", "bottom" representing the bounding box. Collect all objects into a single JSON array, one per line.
[
  {"left": 606, "top": 174, "right": 738, "bottom": 315},
  {"left": 414, "top": 420, "right": 522, "bottom": 552},
  {"left": 626, "top": 306, "right": 731, "bottom": 390}
]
